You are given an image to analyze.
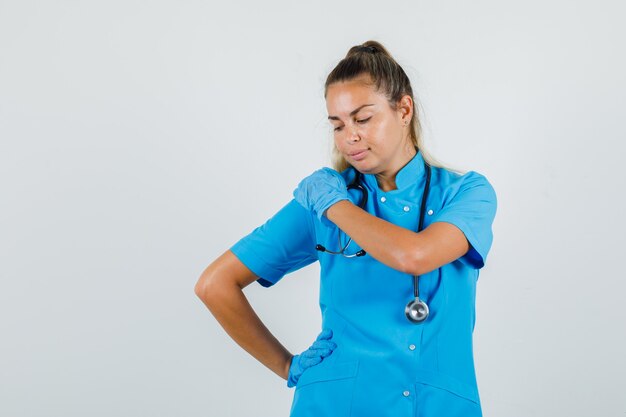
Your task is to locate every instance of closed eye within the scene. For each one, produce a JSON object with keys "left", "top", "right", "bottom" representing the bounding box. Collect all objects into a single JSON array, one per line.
[{"left": 333, "top": 117, "right": 371, "bottom": 132}]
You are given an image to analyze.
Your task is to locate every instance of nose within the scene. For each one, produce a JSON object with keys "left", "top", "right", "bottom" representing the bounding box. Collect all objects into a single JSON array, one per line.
[{"left": 348, "top": 125, "right": 361, "bottom": 142}]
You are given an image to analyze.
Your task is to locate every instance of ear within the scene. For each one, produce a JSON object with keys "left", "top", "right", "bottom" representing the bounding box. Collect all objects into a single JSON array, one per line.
[{"left": 398, "top": 94, "right": 413, "bottom": 121}]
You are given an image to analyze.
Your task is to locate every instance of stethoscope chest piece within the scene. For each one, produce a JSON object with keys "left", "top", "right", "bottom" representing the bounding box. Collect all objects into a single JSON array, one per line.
[{"left": 405, "top": 297, "right": 429, "bottom": 323}]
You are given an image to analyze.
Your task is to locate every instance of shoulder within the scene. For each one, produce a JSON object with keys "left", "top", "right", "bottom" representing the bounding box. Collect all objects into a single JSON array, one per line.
[
  {"left": 429, "top": 167, "right": 498, "bottom": 269},
  {"left": 433, "top": 167, "right": 496, "bottom": 205}
]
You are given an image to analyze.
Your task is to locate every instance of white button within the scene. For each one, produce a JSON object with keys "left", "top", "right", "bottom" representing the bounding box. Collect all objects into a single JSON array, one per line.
[
  {"left": 403, "top": 390, "right": 410, "bottom": 397},
  {"left": 403, "top": 206, "right": 410, "bottom": 212},
  {"left": 409, "top": 344, "right": 416, "bottom": 351},
  {"left": 427, "top": 209, "right": 433, "bottom": 215},
  {"left": 380, "top": 196, "right": 387, "bottom": 203}
]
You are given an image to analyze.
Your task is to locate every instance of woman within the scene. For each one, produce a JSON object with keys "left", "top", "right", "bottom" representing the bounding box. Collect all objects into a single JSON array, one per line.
[{"left": 195, "top": 40, "right": 497, "bottom": 417}]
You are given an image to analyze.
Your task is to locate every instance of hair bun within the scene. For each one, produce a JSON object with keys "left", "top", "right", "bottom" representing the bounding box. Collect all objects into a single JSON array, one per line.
[{"left": 357, "top": 45, "right": 377, "bottom": 54}]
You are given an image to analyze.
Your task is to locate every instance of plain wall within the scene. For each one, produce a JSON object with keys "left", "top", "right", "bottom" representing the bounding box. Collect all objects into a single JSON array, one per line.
[{"left": 1, "top": 0, "right": 625, "bottom": 416}]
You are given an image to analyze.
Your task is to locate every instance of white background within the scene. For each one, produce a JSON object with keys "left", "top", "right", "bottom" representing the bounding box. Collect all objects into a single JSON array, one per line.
[{"left": 1, "top": 1, "right": 625, "bottom": 416}]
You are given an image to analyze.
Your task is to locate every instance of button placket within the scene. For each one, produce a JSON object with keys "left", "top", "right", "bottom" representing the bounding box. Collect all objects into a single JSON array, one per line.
[{"left": 383, "top": 196, "right": 419, "bottom": 216}]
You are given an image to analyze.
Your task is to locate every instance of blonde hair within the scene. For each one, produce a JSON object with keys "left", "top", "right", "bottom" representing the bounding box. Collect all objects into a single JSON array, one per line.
[{"left": 324, "top": 40, "right": 464, "bottom": 175}]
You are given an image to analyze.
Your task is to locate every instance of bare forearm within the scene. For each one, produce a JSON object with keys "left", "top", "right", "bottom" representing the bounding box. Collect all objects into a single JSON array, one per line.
[
  {"left": 197, "top": 281, "right": 292, "bottom": 380},
  {"left": 325, "top": 199, "right": 419, "bottom": 273}
]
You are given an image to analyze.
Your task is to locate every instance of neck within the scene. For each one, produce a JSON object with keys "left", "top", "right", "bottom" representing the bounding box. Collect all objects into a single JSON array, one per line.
[{"left": 375, "top": 145, "right": 418, "bottom": 191}]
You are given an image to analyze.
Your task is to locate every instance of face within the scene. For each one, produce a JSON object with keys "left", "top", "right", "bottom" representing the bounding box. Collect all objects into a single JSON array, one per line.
[{"left": 326, "top": 75, "right": 414, "bottom": 176}]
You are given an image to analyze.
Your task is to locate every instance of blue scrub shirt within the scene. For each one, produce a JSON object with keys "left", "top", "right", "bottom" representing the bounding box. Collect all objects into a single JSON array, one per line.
[{"left": 229, "top": 150, "right": 497, "bottom": 417}]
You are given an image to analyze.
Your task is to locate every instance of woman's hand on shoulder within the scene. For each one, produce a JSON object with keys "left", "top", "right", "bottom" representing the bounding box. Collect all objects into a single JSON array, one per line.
[{"left": 293, "top": 168, "right": 350, "bottom": 221}]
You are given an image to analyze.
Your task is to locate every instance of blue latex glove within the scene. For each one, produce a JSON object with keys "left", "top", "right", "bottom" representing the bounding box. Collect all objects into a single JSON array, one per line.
[
  {"left": 293, "top": 168, "right": 349, "bottom": 222},
  {"left": 287, "top": 328, "right": 337, "bottom": 388}
]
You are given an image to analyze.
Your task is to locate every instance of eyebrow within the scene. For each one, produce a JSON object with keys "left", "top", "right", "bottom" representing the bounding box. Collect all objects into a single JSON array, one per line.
[{"left": 327, "top": 104, "right": 375, "bottom": 121}]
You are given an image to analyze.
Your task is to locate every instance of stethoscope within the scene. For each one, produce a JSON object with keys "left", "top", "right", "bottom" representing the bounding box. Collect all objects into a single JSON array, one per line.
[{"left": 315, "top": 160, "right": 432, "bottom": 324}]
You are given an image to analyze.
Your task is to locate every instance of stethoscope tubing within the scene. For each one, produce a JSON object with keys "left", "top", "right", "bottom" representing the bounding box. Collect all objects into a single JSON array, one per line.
[{"left": 315, "top": 158, "right": 432, "bottom": 323}]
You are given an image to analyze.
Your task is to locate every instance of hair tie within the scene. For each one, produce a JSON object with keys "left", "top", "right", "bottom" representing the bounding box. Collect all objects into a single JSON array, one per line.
[{"left": 357, "top": 45, "right": 376, "bottom": 54}]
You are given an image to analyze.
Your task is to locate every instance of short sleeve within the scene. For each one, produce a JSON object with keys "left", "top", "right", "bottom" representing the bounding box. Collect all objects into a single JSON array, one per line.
[
  {"left": 229, "top": 198, "right": 319, "bottom": 287},
  {"left": 431, "top": 171, "right": 497, "bottom": 269}
]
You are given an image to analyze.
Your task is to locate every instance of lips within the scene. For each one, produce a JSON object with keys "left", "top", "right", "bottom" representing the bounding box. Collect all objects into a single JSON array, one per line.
[
  {"left": 349, "top": 149, "right": 368, "bottom": 157},
  {"left": 349, "top": 149, "right": 369, "bottom": 161}
]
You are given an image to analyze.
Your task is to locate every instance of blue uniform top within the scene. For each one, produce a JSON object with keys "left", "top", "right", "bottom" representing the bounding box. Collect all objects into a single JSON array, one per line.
[{"left": 229, "top": 150, "right": 497, "bottom": 417}]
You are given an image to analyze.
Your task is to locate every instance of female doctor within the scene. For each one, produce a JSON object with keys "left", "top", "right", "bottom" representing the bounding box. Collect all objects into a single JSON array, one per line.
[{"left": 195, "top": 40, "right": 497, "bottom": 417}]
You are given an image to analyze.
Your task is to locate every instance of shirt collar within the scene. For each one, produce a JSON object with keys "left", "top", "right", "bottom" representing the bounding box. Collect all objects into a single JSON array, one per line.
[{"left": 361, "top": 148, "right": 425, "bottom": 192}]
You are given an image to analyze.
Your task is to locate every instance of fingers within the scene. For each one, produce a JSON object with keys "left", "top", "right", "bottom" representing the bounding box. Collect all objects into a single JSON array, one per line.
[
  {"left": 310, "top": 339, "right": 336, "bottom": 351},
  {"left": 299, "top": 355, "right": 323, "bottom": 368},
  {"left": 302, "top": 343, "right": 335, "bottom": 358},
  {"left": 300, "top": 349, "right": 333, "bottom": 370},
  {"left": 301, "top": 328, "right": 337, "bottom": 365},
  {"left": 301, "top": 338, "right": 336, "bottom": 368},
  {"left": 288, "top": 329, "right": 339, "bottom": 388},
  {"left": 311, "top": 328, "right": 336, "bottom": 352},
  {"left": 321, "top": 167, "right": 347, "bottom": 186},
  {"left": 316, "top": 328, "right": 333, "bottom": 340}
]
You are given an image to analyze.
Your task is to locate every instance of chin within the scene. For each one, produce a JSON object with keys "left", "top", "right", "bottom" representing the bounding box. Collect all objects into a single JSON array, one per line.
[{"left": 352, "top": 163, "right": 375, "bottom": 174}]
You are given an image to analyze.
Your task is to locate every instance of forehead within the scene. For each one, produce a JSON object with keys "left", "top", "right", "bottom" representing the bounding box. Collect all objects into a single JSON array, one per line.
[{"left": 326, "top": 78, "right": 386, "bottom": 114}]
